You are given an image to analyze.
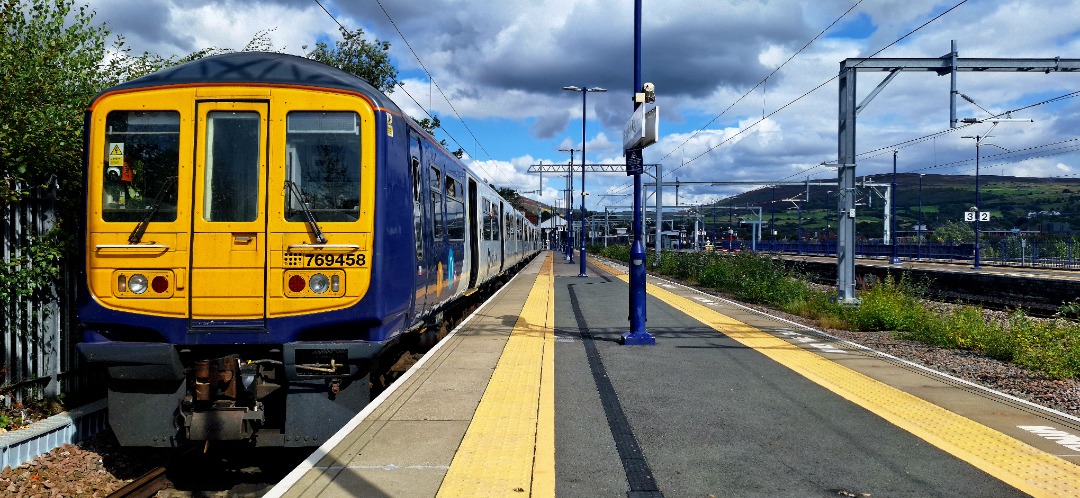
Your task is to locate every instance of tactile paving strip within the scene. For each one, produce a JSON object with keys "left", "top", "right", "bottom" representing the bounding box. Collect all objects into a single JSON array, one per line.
[{"left": 437, "top": 254, "right": 555, "bottom": 496}]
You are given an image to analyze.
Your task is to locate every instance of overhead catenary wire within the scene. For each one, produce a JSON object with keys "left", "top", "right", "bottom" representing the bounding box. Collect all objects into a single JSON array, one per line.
[
  {"left": 312, "top": 0, "right": 510, "bottom": 185},
  {"left": 372, "top": 0, "right": 506, "bottom": 179},
  {"left": 657, "top": 0, "right": 867, "bottom": 166},
  {"left": 607, "top": 0, "right": 970, "bottom": 200},
  {"left": 670, "top": 0, "right": 971, "bottom": 176}
]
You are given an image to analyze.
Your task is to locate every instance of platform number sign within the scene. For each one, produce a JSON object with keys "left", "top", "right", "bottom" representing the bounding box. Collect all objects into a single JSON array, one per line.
[{"left": 964, "top": 211, "right": 990, "bottom": 222}]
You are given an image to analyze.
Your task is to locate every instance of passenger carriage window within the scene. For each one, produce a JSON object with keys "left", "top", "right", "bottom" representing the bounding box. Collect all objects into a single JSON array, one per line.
[
  {"left": 431, "top": 167, "right": 444, "bottom": 238},
  {"left": 482, "top": 199, "right": 494, "bottom": 241},
  {"left": 205, "top": 111, "right": 260, "bottom": 222},
  {"left": 285, "top": 112, "right": 361, "bottom": 223},
  {"left": 102, "top": 111, "right": 180, "bottom": 222},
  {"left": 446, "top": 176, "right": 465, "bottom": 241}
]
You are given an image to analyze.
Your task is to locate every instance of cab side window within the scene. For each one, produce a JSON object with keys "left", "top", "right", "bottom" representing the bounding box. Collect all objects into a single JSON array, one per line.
[
  {"left": 102, "top": 111, "right": 180, "bottom": 222},
  {"left": 285, "top": 111, "right": 361, "bottom": 223}
]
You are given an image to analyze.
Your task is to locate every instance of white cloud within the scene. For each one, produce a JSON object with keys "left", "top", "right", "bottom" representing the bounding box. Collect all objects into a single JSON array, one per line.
[{"left": 82, "top": 0, "right": 1080, "bottom": 213}]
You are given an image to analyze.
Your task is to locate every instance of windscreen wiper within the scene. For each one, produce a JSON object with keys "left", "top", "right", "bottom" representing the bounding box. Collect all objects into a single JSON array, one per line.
[
  {"left": 128, "top": 176, "right": 177, "bottom": 244},
  {"left": 285, "top": 180, "right": 327, "bottom": 244}
]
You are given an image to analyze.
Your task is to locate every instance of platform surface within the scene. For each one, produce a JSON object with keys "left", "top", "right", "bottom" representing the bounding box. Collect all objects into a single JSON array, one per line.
[{"left": 268, "top": 251, "right": 1080, "bottom": 497}]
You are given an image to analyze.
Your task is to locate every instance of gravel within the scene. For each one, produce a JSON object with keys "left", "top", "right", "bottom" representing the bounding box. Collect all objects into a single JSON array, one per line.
[
  {"left": 0, "top": 431, "right": 168, "bottom": 497},
  {"left": 3, "top": 294, "right": 1078, "bottom": 496}
]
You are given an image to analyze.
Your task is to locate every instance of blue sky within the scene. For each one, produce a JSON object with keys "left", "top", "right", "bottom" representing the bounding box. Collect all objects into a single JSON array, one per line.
[{"left": 84, "top": 0, "right": 1080, "bottom": 213}]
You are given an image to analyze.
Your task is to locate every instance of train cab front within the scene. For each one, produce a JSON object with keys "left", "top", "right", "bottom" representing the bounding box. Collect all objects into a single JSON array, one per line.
[{"left": 78, "top": 78, "right": 385, "bottom": 447}]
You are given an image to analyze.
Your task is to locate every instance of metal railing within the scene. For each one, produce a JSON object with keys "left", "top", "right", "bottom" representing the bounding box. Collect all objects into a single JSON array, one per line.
[{"left": 1, "top": 181, "right": 91, "bottom": 411}]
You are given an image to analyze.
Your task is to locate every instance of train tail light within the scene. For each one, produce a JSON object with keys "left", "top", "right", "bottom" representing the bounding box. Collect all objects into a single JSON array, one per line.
[
  {"left": 288, "top": 275, "right": 306, "bottom": 292},
  {"left": 152, "top": 275, "right": 169, "bottom": 293}
]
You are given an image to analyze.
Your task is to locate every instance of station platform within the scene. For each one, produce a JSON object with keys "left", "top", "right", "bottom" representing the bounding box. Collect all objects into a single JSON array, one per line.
[{"left": 267, "top": 251, "right": 1080, "bottom": 497}]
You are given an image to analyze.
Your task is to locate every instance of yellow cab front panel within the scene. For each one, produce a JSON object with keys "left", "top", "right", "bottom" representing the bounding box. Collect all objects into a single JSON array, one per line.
[{"left": 85, "top": 86, "right": 375, "bottom": 325}]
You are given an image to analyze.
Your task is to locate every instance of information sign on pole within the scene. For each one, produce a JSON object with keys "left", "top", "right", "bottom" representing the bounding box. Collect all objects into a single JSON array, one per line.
[
  {"left": 625, "top": 148, "right": 643, "bottom": 176},
  {"left": 643, "top": 106, "right": 659, "bottom": 148},
  {"left": 623, "top": 105, "right": 645, "bottom": 150}
]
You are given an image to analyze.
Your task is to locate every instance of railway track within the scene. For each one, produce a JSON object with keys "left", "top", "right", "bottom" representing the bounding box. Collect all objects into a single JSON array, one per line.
[
  {"left": 782, "top": 255, "right": 1074, "bottom": 317},
  {"left": 106, "top": 466, "right": 170, "bottom": 498}
]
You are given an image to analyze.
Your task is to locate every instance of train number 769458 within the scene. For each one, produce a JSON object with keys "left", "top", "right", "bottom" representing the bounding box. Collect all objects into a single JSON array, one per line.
[{"left": 306, "top": 253, "right": 367, "bottom": 267}]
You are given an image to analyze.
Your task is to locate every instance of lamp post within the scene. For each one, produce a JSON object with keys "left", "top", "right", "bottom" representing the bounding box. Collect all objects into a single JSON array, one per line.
[
  {"left": 558, "top": 153, "right": 576, "bottom": 263},
  {"left": 891, "top": 150, "right": 901, "bottom": 264},
  {"left": 915, "top": 173, "right": 924, "bottom": 260},
  {"left": 958, "top": 111, "right": 1032, "bottom": 268},
  {"left": 783, "top": 197, "right": 803, "bottom": 255},
  {"left": 962, "top": 135, "right": 984, "bottom": 268},
  {"left": 564, "top": 86, "right": 606, "bottom": 277},
  {"left": 918, "top": 174, "right": 924, "bottom": 261}
]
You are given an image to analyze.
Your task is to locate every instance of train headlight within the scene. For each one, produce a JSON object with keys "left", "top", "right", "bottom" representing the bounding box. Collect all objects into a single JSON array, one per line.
[
  {"left": 129, "top": 274, "right": 149, "bottom": 294},
  {"left": 309, "top": 273, "right": 330, "bottom": 294}
]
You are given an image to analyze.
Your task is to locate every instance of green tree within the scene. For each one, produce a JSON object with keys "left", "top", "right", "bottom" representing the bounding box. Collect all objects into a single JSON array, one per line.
[
  {"left": 931, "top": 220, "right": 974, "bottom": 244},
  {"left": 496, "top": 187, "right": 526, "bottom": 212},
  {"left": 1, "top": 0, "right": 111, "bottom": 201},
  {"left": 0, "top": 0, "right": 116, "bottom": 298},
  {"left": 306, "top": 27, "right": 398, "bottom": 93}
]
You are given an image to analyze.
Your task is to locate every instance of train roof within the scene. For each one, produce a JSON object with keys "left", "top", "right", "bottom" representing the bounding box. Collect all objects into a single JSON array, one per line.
[{"left": 91, "top": 51, "right": 400, "bottom": 111}]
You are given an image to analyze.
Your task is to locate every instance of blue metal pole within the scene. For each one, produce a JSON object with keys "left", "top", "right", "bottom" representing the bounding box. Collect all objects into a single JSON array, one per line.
[
  {"left": 567, "top": 158, "right": 574, "bottom": 263},
  {"left": 579, "top": 88, "right": 588, "bottom": 277},
  {"left": 623, "top": 0, "right": 653, "bottom": 345}
]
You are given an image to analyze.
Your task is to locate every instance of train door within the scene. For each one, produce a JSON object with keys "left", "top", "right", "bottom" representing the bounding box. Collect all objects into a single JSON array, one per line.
[
  {"left": 498, "top": 202, "right": 505, "bottom": 272},
  {"left": 409, "top": 136, "right": 428, "bottom": 323},
  {"left": 467, "top": 179, "right": 479, "bottom": 288},
  {"left": 429, "top": 161, "right": 446, "bottom": 302},
  {"left": 190, "top": 101, "right": 268, "bottom": 326}
]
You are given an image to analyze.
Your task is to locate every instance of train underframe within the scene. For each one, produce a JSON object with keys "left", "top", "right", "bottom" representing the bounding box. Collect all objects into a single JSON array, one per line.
[{"left": 80, "top": 339, "right": 382, "bottom": 448}]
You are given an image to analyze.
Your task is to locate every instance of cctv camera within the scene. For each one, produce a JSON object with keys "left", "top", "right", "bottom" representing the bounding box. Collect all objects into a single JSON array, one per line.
[{"left": 643, "top": 82, "right": 656, "bottom": 103}]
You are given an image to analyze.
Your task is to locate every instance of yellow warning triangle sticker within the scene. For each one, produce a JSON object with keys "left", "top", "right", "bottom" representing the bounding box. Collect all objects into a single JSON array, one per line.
[{"left": 110, "top": 145, "right": 122, "bottom": 155}]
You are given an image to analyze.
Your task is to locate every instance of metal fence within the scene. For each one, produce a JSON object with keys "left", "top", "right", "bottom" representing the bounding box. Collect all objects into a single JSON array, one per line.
[{"left": 1, "top": 181, "right": 89, "bottom": 411}]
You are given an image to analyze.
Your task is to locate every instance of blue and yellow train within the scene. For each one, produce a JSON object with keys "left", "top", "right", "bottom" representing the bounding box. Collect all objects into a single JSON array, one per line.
[{"left": 76, "top": 52, "right": 540, "bottom": 447}]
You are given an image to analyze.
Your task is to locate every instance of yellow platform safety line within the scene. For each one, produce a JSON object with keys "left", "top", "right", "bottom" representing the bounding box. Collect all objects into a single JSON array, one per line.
[
  {"left": 591, "top": 259, "right": 1080, "bottom": 498},
  {"left": 438, "top": 253, "right": 556, "bottom": 497}
]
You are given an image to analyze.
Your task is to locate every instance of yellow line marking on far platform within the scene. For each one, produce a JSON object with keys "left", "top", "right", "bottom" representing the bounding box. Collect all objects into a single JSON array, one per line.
[{"left": 591, "top": 258, "right": 1080, "bottom": 498}]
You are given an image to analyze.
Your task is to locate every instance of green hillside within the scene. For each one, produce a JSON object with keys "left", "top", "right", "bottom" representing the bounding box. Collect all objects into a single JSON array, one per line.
[{"left": 697, "top": 174, "right": 1080, "bottom": 241}]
